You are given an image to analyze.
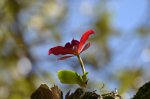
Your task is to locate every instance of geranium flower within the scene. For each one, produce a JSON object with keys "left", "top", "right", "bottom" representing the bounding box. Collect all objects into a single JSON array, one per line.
[{"left": 48, "top": 30, "right": 94, "bottom": 60}]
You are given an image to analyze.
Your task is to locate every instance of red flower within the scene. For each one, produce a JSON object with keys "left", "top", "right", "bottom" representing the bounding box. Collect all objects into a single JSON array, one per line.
[{"left": 48, "top": 30, "right": 94, "bottom": 60}]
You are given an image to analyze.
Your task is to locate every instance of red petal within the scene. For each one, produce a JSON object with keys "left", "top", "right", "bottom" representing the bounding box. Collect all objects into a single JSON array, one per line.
[
  {"left": 71, "top": 39, "right": 80, "bottom": 45},
  {"left": 48, "top": 46, "right": 75, "bottom": 55},
  {"left": 58, "top": 56, "right": 73, "bottom": 60},
  {"left": 65, "top": 40, "right": 79, "bottom": 49},
  {"left": 80, "top": 42, "right": 90, "bottom": 53},
  {"left": 65, "top": 42, "right": 72, "bottom": 48},
  {"left": 78, "top": 30, "right": 94, "bottom": 53}
]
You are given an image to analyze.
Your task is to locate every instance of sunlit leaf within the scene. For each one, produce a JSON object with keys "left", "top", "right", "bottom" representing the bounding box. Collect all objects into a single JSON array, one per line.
[{"left": 58, "top": 70, "right": 86, "bottom": 87}]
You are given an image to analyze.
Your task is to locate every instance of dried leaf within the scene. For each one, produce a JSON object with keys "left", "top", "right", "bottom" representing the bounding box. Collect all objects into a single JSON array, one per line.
[
  {"left": 50, "top": 85, "right": 63, "bottom": 99},
  {"left": 31, "top": 84, "right": 63, "bottom": 99}
]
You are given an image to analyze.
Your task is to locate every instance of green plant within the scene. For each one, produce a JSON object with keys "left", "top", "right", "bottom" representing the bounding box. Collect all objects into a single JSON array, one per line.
[{"left": 48, "top": 30, "right": 94, "bottom": 88}]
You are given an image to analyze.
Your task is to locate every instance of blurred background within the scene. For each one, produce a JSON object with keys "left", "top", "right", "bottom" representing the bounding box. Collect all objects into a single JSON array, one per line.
[{"left": 0, "top": 0, "right": 150, "bottom": 98}]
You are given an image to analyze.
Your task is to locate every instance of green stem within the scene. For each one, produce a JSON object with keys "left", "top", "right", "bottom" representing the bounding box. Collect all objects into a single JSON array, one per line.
[
  {"left": 77, "top": 54, "right": 86, "bottom": 75},
  {"left": 77, "top": 54, "right": 88, "bottom": 88}
]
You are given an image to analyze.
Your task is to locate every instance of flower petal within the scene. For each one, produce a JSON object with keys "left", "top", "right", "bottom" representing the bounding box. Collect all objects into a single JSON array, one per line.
[
  {"left": 58, "top": 56, "right": 73, "bottom": 60},
  {"left": 48, "top": 46, "right": 75, "bottom": 55},
  {"left": 71, "top": 39, "right": 80, "bottom": 45},
  {"left": 78, "top": 30, "right": 94, "bottom": 53},
  {"left": 80, "top": 42, "right": 90, "bottom": 53},
  {"left": 65, "top": 40, "right": 79, "bottom": 50},
  {"left": 65, "top": 42, "right": 72, "bottom": 48}
]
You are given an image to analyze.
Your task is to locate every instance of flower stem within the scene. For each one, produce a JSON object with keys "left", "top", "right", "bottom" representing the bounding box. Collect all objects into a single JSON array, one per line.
[
  {"left": 77, "top": 54, "right": 88, "bottom": 88},
  {"left": 77, "top": 54, "right": 86, "bottom": 75}
]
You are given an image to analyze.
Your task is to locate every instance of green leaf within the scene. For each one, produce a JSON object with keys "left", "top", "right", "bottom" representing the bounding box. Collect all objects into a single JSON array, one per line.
[{"left": 57, "top": 70, "right": 85, "bottom": 87}]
